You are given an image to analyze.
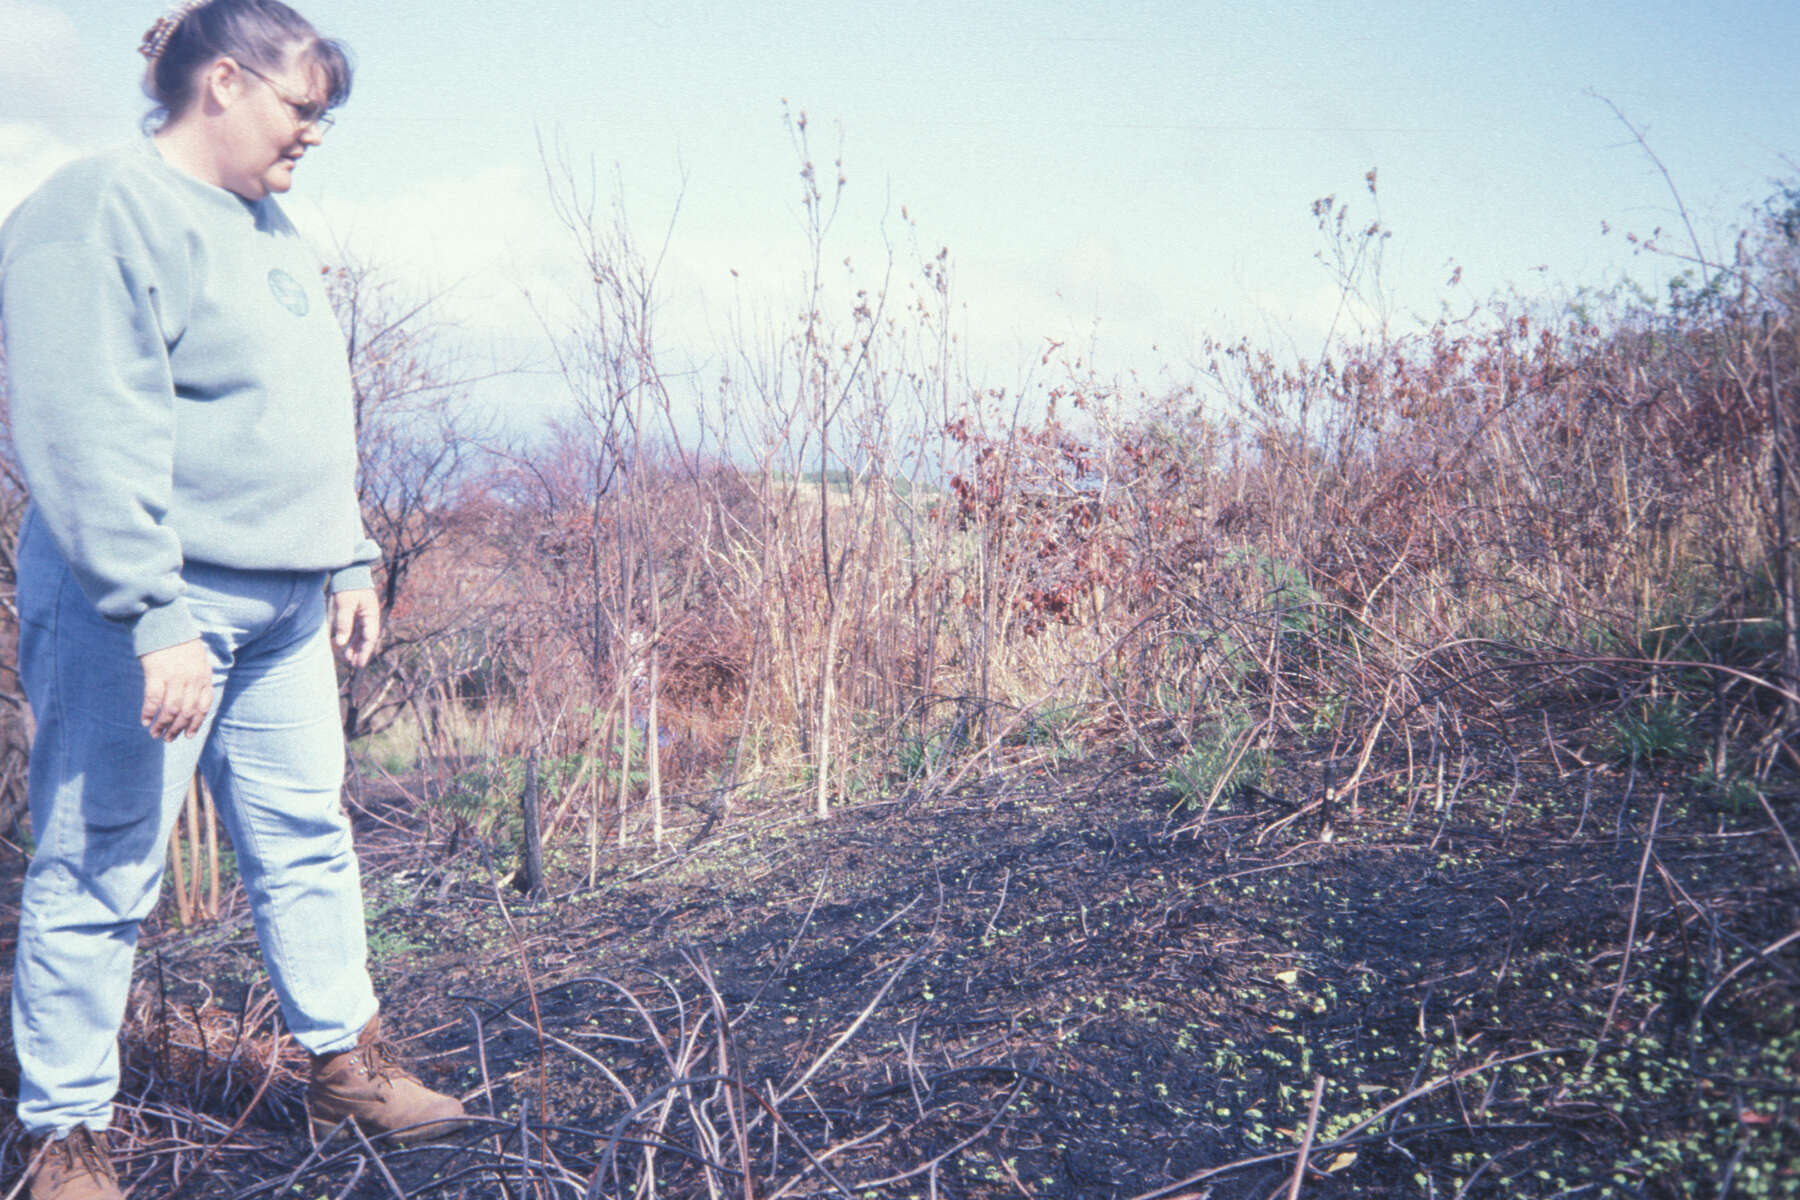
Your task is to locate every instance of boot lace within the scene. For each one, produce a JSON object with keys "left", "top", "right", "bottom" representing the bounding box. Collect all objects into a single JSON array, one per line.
[{"left": 358, "top": 1033, "right": 420, "bottom": 1085}]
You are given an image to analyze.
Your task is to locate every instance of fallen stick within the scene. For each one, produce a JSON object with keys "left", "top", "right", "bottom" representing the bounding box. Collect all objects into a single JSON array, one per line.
[
  {"left": 1285, "top": 1075, "right": 1327, "bottom": 1200},
  {"left": 1585, "top": 791, "right": 1663, "bottom": 1076}
]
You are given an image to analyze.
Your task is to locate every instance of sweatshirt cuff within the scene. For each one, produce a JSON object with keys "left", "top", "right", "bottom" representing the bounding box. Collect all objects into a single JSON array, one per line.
[
  {"left": 328, "top": 565, "right": 375, "bottom": 593},
  {"left": 131, "top": 598, "right": 200, "bottom": 657}
]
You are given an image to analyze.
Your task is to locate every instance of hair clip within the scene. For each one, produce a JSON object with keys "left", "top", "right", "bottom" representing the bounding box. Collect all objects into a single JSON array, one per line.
[{"left": 138, "top": 0, "right": 211, "bottom": 63}]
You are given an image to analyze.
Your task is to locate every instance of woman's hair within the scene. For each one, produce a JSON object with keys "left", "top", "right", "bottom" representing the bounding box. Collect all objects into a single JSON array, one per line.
[{"left": 140, "top": 0, "right": 352, "bottom": 131}]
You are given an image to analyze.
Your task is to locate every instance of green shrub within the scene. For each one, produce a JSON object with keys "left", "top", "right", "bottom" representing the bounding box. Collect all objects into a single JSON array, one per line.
[
  {"left": 1165, "top": 712, "right": 1271, "bottom": 812},
  {"left": 1602, "top": 697, "right": 1693, "bottom": 767}
]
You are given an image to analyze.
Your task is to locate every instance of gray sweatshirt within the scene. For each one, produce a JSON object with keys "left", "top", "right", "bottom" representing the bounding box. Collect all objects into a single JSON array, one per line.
[{"left": 0, "top": 138, "right": 378, "bottom": 655}]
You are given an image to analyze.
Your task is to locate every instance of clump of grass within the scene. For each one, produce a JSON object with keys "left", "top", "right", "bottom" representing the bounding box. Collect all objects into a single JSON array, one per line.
[
  {"left": 890, "top": 711, "right": 971, "bottom": 785},
  {"left": 1165, "top": 713, "right": 1270, "bottom": 812},
  {"left": 1692, "top": 764, "right": 1763, "bottom": 814},
  {"left": 1603, "top": 697, "right": 1693, "bottom": 767},
  {"left": 1012, "top": 702, "right": 1088, "bottom": 765}
]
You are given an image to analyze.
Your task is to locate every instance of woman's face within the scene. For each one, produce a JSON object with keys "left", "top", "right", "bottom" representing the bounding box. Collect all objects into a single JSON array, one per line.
[{"left": 216, "top": 49, "right": 328, "bottom": 201}]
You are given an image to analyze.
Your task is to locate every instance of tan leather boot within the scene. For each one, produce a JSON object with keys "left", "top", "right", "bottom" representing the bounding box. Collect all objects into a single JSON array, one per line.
[
  {"left": 307, "top": 1016, "right": 468, "bottom": 1143},
  {"left": 26, "top": 1128, "right": 124, "bottom": 1200}
]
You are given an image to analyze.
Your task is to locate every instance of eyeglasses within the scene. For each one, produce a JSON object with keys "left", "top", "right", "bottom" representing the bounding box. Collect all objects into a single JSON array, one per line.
[{"left": 236, "top": 60, "right": 335, "bottom": 133}]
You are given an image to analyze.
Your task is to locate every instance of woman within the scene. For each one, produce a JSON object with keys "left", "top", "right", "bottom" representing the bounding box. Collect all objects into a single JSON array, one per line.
[{"left": 0, "top": 3, "right": 463, "bottom": 1195}]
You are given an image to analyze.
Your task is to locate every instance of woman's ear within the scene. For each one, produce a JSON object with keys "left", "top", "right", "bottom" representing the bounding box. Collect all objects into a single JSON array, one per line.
[{"left": 196, "top": 56, "right": 244, "bottom": 111}]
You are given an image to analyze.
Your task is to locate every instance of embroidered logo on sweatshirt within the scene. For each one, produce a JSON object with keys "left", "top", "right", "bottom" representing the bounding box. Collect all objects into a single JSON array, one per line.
[{"left": 267, "top": 268, "right": 310, "bottom": 317}]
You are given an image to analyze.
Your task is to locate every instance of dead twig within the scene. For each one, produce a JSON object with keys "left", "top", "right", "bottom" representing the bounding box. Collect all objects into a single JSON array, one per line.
[
  {"left": 1284, "top": 1075, "right": 1326, "bottom": 1200},
  {"left": 1757, "top": 789, "right": 1800, "bottom": 876},
  {"left": 347, "top": 1118, "right": 407, "bottom": 1200},
  {"left": 1585, "top": 791, "right": 1663, "bottom": 1075},
  {"left": 1699, "top": 927, "right": 1800, "bottom": 1016}
]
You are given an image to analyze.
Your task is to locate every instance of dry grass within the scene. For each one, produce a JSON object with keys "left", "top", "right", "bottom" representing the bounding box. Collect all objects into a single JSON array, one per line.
[{"left": 307, "top": 171, "right": 1800, "bottom": 860}]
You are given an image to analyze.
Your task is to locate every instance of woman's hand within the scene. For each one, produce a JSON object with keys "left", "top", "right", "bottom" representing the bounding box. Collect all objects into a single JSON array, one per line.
[
  {"left": 140, "top": 639, "right": 214, "bottom": 741},
  {"left": 329, "top": 587, "right": 381, "bottom": 668}
]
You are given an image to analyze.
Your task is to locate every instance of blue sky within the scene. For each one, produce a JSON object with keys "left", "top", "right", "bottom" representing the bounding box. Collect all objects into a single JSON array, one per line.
[{"left": 4, "top": 1, "right": 1797, "bottom": 406}]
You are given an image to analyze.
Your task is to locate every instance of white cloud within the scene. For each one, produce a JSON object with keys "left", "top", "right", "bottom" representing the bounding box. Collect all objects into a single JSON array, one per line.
[
  {"left": 275, "top": 160, "right": 1214, "bottom": 417},
  {"left": 290, "top": 164, "right": 573, "bottom": 344},
  {"left": 0, "top": 1, "right": 79, "bottom": 88},
  {"left": 0, "top": 1, "right": 83, "bottom": 129},
  {"left": 0, "top": 1, "right": 118, "bottom": 222},
  {"left": 0, "top": 121, "right": 81, "bottom": 224},
  {"left": 293, "top": 167, "right": 845, "bottom": 389}
]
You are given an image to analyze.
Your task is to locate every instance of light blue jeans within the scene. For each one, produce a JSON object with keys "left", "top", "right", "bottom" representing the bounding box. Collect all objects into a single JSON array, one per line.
[{"left": 11, "top": 509, "right": 377, "bottom": 1136}]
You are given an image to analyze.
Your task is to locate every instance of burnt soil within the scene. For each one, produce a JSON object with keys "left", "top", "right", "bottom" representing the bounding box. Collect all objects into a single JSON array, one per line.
[{"left": 2, "top": 741, "right": 1796, "bottom": 1198}]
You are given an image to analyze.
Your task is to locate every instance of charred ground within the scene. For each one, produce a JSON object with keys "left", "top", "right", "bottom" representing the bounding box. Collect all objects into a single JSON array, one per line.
[{"left": 2, "top": 732, "right": 1796, "bottom": 1199}]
